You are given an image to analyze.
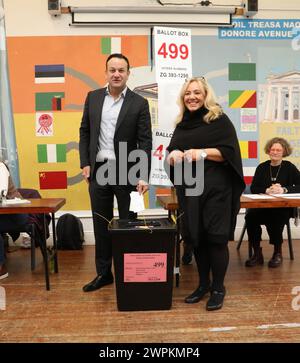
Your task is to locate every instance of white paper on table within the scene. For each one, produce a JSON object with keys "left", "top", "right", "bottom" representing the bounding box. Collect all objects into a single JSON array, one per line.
[
  {"left": 129, "top": 192, "right": 145, "bottom": 213},
  {"left": 0, "top": 163, "right": 9, "bottom": 195},
  {"left": 243, "top": 194, "right": 275, "bottom": 199},
  {"left": 271, "top": 193, "right": 300, "bottom": 199},
  {"left": 2, "top": 198, "right": 31, "bottom": 205}
]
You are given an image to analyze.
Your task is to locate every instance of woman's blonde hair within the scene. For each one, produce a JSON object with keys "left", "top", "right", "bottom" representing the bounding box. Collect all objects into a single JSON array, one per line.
[
  {"left": 176, "top": 77, "right": 223, "bottom": 124},
  {"left": 264, "top": 137, "right": 293, "bottom": 157}
]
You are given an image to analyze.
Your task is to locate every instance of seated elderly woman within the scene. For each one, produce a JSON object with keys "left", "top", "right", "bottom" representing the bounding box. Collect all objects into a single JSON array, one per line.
[
  {"left": 0, "top": 161, "right": 28, "bottom": 280},
  {"left": 245, "top": 137, "right": 300, "bottom": 268}
]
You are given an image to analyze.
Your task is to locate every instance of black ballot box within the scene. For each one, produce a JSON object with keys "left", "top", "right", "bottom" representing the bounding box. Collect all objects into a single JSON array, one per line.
[{"left": 109, "top": 218, "right": 176, "bottom": 311}]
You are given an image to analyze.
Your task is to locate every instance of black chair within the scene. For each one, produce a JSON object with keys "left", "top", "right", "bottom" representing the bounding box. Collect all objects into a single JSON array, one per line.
[
  {"left": 4, "top": 222, "right": 37, "bottom": 271},
  {"left": 19, "top": 188, "right": 51, "bottom": 270},
  {"left": 4, "top": 188, "right": 51, "bottom": 271},
  {"left": 236, "top": 210, "right": 295, "bottom": 260}
]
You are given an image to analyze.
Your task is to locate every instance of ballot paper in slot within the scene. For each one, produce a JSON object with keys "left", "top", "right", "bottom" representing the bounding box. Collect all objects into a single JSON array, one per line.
[{"left": 129, "top": 191, "right": 145, "bottom": 213}]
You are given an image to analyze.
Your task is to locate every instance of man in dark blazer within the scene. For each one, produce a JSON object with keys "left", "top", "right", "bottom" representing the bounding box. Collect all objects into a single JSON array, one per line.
[{"left": 79, "top": 53, "right": 152, "bottom": 292}]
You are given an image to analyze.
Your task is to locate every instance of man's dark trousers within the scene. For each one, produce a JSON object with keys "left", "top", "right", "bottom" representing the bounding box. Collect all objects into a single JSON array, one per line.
[{"left": 89, "top": 163, "right": 131, "bottom": 276}]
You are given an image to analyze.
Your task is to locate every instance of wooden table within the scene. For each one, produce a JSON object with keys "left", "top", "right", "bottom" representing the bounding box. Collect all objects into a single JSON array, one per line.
[
  {"left": 0, "top": 198, "right": 66, "bottom": 290},
  {"left": 158, "top": 194, "right": 300, "bottom": 211},
  {"left": 240, "top": 195, "right": 300, "bottom": 259},
  {"left": 240, "top": 195, "right": 300, "bottom": 209}
]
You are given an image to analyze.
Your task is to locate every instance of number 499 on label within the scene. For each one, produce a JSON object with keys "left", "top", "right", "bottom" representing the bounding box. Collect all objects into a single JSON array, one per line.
[{"left": 157, "top": 42, "right": 189, "bottom": 60}]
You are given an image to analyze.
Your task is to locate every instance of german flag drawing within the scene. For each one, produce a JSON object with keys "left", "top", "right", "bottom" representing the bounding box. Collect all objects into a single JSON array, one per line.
[{"left": 229, "top": 90, "right": 256, "bottom": 108}]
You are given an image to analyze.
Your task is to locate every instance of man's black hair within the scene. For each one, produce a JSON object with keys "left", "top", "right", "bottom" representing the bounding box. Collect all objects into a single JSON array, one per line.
[{"left": 106, "top": 53, "right": 130, "bottom": 70}]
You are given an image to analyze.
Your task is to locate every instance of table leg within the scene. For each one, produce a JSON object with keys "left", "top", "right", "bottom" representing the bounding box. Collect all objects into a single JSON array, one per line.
[
  {"left": 169, "top": 209, "right": 181, "bottom": 288},
  {"left": 51, "top": 213, "right": 58, "bottom": 273},
  {"left": 175, "top": 209, "right": 181, "bottom": 287},
  {"left": 40, "top": 213, "right": 50, "bottom": 290},
  {"left": 170, "top": 211, "right": 179, "bottom": 287}
]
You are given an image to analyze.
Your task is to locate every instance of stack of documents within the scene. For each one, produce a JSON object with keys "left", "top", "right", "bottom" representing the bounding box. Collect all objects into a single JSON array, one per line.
[
  {"left": 270, "top": 193, "right": 300, "bottom": 199},
  {"left": 243, "top": 194, "right": 275, "bottom": 199},
  {"left": 1, "top": 198, "right": 31, "bottom": 205}
]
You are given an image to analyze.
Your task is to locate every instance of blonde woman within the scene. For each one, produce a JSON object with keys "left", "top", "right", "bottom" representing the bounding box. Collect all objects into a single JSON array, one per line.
[{"left": 165, "top": 77, "right": 244, "bottom": 311}]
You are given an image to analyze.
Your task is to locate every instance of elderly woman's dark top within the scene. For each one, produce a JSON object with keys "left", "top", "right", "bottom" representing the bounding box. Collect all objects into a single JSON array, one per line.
[{"left": 251, "top": 160, "right": 300, "bottom": 194}]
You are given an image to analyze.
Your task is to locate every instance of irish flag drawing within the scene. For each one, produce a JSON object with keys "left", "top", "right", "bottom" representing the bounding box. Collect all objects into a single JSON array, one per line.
[
  {"left": 101, "top": 37, "right": 121, "bottom": 54},
  {"left": 229, "top": 90, "right": 256, "bottom": 108}
]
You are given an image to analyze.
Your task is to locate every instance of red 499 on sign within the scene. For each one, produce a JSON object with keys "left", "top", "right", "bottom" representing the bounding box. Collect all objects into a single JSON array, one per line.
[{"left": 157, "top": 42, "right": 189, "bottom": 60}]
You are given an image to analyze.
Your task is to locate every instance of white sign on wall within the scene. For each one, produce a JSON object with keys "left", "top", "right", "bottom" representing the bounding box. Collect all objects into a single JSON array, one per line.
[
  {"left": 151, "top": 26, "right": 192, "bottom": 186},
  {"left": 154, "top": 26, "right": 192, "bottom": 83}
]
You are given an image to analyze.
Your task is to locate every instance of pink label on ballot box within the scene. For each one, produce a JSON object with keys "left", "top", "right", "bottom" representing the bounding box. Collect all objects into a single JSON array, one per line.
[{"left": 124, "top": 253, "right": 167, "bottom": 282}]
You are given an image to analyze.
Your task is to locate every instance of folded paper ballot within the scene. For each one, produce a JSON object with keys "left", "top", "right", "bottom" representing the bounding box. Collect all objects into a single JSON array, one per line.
[
  {"left": 129, "top": 191, "right": 145, "bottom": 213},
  {"left": 1, "top": 198, "right": 31, "bottom": 205}
]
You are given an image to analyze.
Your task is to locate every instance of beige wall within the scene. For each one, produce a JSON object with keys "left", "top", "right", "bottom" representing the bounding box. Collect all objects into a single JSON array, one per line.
[{"left": 4, "top": 0, "right": 299, "bottom": 37}]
